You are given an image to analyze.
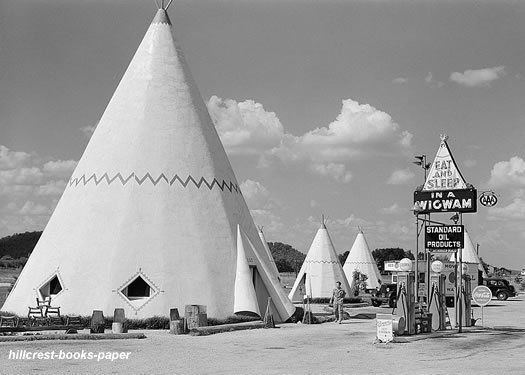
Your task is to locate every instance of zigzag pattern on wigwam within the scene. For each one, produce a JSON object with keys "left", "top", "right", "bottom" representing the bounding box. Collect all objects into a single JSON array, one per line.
[
  {"left": 68, "top": 172, "right": 241, "bottom": 193},
  {"left": 304, "top": 260, "right": 341, "bottom": 264}
]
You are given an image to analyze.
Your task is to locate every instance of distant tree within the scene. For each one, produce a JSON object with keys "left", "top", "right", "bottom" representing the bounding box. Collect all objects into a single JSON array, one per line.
[
  {"left": 372, "top": 248, "right": 413, "bottom": 272},
  {"left": 0, "top": 231, "right": 42, "bottom": 260},
  {"left": 338, "top": 250, "right": 349, "bottom": 266},
  {"left": 351, "top": 270, "right": 368, "bottom": 296},
  {"left": 268, "top": 242, "right": 306, "bottom": 274}
]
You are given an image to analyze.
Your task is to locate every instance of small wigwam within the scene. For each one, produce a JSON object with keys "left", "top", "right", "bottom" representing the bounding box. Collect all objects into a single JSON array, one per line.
[
  {"left": 449, "top": 230, "right": 488, "bottom": 278},
  {"left": 343, "top": 229, "right": 382, "bottom": 291},
  {"left": 2, "top": 4, "right": 294, "bottom": 322},
  {"left": 288, "top": 217, "right": 351, "bottom": 301}
]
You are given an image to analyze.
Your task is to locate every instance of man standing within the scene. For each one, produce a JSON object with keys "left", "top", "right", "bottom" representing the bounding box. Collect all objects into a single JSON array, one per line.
[{"left": 330, "top": 281, "right": 346, "bottom": 324}]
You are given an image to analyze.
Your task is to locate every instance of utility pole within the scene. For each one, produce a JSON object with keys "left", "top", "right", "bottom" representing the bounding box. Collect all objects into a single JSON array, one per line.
[{"left": 413, "top": 155, "right": 431, "bottom": 303}]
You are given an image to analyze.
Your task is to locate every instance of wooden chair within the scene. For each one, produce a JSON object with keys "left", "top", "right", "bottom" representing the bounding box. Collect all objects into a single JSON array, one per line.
[
  {"left": 46, "top": 306, "right": 63, "bottom": 325},
  {"left": 36, "top": 297, "right": 52, "bottom": 315},
  {"left": 0, "top": 315, "right": 18, "bottom": 327},
  {"left": 28, "top": 306, "right": 47, "bottom": 326},
  {"left": 66, "top": 315, "right": 82, "bottom": 326}
]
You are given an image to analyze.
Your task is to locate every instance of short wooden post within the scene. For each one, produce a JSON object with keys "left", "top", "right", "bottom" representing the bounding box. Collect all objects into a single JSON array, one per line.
[
  {"left": 263, "top": 297, "right": 275, "bottom": 328},
  {"left": 169, "top": 308, "right": 186, "bottom": 335},
  {"left": 112, "top": 308, "right": 127, "bottom": 333},
  {"left": 185, "top": 305, "right": 207, "bottom": 330},
  {"left": 170, "top": 308, "right": 180, "bottom": 321},
  {"left": 169, "top": 320, "right": 185, "bottom": 334},
  {"left": 90, "top": 310, "right": 105, "bottom": 334}
]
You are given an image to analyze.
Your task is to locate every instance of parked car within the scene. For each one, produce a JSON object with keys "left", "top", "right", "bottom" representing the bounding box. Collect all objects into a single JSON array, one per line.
[
  {"left": 483, "top": 278, "right": 517, "bottom": 300},
  {"left": 371, "top": 283, "right": 397, "bottom": 307},
  {"left": 520, "top": 268, "right": 525, "bottom": 276}
]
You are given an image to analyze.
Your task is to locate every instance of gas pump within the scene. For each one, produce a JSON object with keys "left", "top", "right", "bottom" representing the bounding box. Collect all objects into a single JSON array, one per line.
[
  {"left": 428, "top": 260, "right": 446, "bottom": 331},
  {"left": 395, "top": 258, "right": 415, "bottom": 335}
]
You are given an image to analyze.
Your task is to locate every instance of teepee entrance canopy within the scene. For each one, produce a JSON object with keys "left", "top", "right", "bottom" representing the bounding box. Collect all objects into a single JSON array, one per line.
[
  {"left": 288, "top": 220, "right": 351, "bottom": 301},
  {"left": 2, "top": 7, "right": 294, "bottom": 322},
  {"left": 449, "top": 231, "right": 487, "bottom": 278},
  {"left": 257, "top": 226, "right": 281, "bottom": 281},
  {"left": 343, "top": 230, "right": 381, "bottom": 291}
]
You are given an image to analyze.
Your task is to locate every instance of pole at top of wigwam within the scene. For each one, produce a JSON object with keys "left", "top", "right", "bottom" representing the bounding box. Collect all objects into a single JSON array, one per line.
[{"left": 154, "top": 0, "right": 174, "bottom": 11}]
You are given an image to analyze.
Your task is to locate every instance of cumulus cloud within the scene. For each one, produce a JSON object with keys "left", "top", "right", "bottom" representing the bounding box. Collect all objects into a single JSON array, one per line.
[
  {"left": 210, "top": 96, "right": 412, "bottom": 182},
  {"left": 387, "top": 168, "right": 415, "bottom": 185},
  {"left": 488, "top": 156, "right": 525, "bottom": 188},
  {"left": 207, "top": 96, "right": 284, "bottom": 155},
  {"left": 392, "top": 77, "right": 408, "bottom": 84},
  {"left": 0, "top": 167, "right": 44, "bottom": 185},
  {"left": 240, "top": 179, "right": 272, "bottom": 210},
  {"left": 43, "top": 160, "right": 77, "bottom": 177},
  {"left": 271, "top": 99, "right": 412, "bottom": 165},
  {"left": 450, "top": 66, "right": 506, "bottom": 87},
  {"left": 310, "top": 163, "right": 352, "bottom": 183},
  {"left": 80, "top": 123, "right": 98, "bottom": 138},
  {"left": 0, "top": 144, "right": 78, "bottom": 236},
  {"left": 0, "top": 146, "right": 32, "bottom": 170},
  {"left": 487, "top": 197, "right": 525, "bottom": 220},
  {"left": 380, "top": 203, "right": 404, "bottom": 215},
  {"left": 464, "top": 159, "right": 477, "bottom": 168},
  {"left": 425, "top": 72, "right": 444, "bottom": 88},
  {"left": 36, "top": 180, "right": 67, "bottom": 196},
  {"left": 250, "top": 209, "right": 285, "bottom": 234},
  {"left": 18, "top": 201, "right": 51, "bottom": 216}
]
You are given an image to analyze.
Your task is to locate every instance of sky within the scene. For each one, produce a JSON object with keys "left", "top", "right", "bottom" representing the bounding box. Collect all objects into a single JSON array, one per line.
[{"left": 1, "top": 0, "right": 525, "bottom": 268}]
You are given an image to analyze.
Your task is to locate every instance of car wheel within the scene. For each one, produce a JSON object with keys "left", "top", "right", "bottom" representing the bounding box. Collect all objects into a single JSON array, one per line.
[
  {"left": 496, "top": 291, "right": 508, "bottom": 301},
  {"left": 371, "top": 300, "right": 381, "bottom": 307}
]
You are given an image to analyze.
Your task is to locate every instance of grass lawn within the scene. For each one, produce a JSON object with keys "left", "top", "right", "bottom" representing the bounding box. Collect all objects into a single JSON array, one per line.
[{"left": 0, "top": 267, "right": 22, "bottom": 307}]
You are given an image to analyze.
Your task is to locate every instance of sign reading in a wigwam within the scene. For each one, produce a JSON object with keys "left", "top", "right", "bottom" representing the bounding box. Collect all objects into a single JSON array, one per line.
[
  {"left": 425, "top": 225, "right": 464, "bottom": 251},
  {"left": 414, "top": 188, "right": 477, "bottom": 213},
  {"left": 414, "top": 135, "right": 477, "bottom": 213}
]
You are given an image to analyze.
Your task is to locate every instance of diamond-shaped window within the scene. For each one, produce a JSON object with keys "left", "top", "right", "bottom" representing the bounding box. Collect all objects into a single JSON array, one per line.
[
  {"left": 39, "top": 275, "right": 63, "bottom": 299},
  {"left": 121, "top": 276, "right": 154, "bottom": 301}
]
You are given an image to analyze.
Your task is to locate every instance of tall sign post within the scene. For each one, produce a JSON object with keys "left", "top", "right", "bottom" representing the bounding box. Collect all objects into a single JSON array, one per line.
[{"left": 413, "top": 135, "right": 477, "bottom": 334}]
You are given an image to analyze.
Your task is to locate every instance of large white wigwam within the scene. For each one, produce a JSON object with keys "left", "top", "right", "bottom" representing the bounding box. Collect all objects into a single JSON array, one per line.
[
  {"left": 343, "top": 230, "right": 381, "bottom": 290},
  {"left": 288, "top": 219, "right": 351, "bottom": 301},
  {"left": 2, "top": 6, "right": 295, "bottom": 321},
  {"left": 449, "top": 231, "right": 488, "bottom": 278}
]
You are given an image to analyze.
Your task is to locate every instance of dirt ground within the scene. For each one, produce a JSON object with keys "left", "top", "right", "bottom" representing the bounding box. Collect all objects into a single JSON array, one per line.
[{"left": 1, "top": 297, "right": 525, "bottom": 375}]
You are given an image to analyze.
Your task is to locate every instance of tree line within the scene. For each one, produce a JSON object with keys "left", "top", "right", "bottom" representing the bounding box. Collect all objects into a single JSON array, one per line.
[{"left": 268, "top": 242, "right": 415, "bottom": 274}]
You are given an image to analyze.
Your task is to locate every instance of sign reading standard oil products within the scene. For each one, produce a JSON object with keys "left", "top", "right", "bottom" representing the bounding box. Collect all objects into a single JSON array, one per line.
[{"left": 425, "top": 225, "right": 464, "bottom": 251}]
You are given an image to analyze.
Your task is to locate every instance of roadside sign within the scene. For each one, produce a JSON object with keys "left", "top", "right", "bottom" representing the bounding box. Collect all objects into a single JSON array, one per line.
[
  {"left": 414, "top": 188, "right": 477, "bottom": 213},
  {"left": 472, "top": 285, "right": 492, "bottom": 327},
  {"left": 425, "top": 225, "right": 464, "bottom": 251},
  {"left": 384, "top": 260, "right": 413, "bottom": 272},
  {"left": 422, "top": 135, "right": 468, "bottom": 191},
  {"left": 376, "top": 314, "right": 394, "bottom": 343},
  {"left": 472, "top": 285, "right": 492, "bottom": 306},
  {"left": 479, "top": 191, "right": 498, "bottom": 207}
]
